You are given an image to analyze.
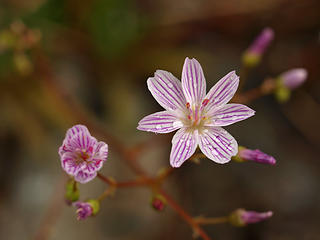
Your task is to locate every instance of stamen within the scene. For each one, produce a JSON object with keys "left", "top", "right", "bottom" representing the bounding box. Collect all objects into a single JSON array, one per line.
[
  {"left": 202, "top": 99, "right": 209, "bottom": 106},
  {"left": 186, "top": 102, "right": 190, "bottom": 108}
]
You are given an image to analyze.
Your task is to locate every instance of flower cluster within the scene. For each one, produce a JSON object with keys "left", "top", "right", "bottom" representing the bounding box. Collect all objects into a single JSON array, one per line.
[
  {"left": 138, "top": 57, "right": 255, "bottom": 167},
  {"left": 59, "top": 125, "right": 108, "bottom": 183}
]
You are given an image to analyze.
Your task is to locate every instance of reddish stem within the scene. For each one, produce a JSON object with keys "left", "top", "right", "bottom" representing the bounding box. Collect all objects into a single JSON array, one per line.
[{"left": 158, "top": 188, "right": 211, "bottom": 240}]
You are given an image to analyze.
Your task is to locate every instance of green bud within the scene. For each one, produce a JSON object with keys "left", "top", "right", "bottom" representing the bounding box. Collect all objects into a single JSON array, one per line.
[
  {"left": 87, "top": 199, "right": 100, "bottom": 215},
  {"left": 65, "top": 179, "right": 79, "bottom": 203},
  {"left": 242, "top": 52, "right": 261, "bottom": 68},
  {"left": 229, "top": 209, "right": 246, "bottom": 227}
]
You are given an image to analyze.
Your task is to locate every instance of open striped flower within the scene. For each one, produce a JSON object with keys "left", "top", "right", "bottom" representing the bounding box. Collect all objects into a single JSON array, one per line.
[
  {"left": 137, "top": 57, "right": 255, "bottom": 168},
  {"left": 59, "top": 125, "right": 108, "bottom": 183}
]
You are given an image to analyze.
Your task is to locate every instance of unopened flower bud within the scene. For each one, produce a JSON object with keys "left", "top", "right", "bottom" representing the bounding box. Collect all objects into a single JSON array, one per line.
[
  {"left": 235, "top": 147, "right": 276, "bottom": 165},
  {"left": 275, "top": 68, "right": 308, "bottom": 102},
  {"left": 73, "top": 202, "right": 93, "bottom": 220},
  {"left": 65, "top": 179, "right": 80, "bottom": 204},
  {"left": 243, "top": 28, "right": 274, "bottom": 67},
  {"left": 229, "top": 208, "right": 273, "bottom": 227},
  {"left": 279, "top": 68, "right": 307, "bottom": 90},
  {"left": 151, "top": 195, "right": 166, "bottom": 211},
  {"left": 73, "top": 200, "right": 100, "bottom": 220}
]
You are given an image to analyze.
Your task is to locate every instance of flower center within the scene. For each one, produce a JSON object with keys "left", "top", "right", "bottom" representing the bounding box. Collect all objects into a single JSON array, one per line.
[
  {"left": 75, "top": 147, "right": 93, "bottom": 164},
  {"left": 185, "top": 99, "right": 210, "bottom": 129}
]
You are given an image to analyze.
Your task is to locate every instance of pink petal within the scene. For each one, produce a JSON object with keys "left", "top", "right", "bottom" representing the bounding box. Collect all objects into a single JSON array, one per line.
[
  {"left": 147, "top": 70, "right": 186, "bottom": 111},
  {"left": 206, "top": 104, "right": 255, "bottom": 126},
  {"left": 74, "top": 171, "right": 97, "bottom": 184},
  {"left": 170, "top": 128, "right": 198, "bottom": 168},
  {"left": 68, "top": 131, "right": 97, "bottom": 152},
  {"left": 204, "top": 71, "right": 239, "bottom": 112},
  {"left": 94, "top": 141, "right": 108, "bottom": 160},
  {"left": 181, "top": 57, "right": 206, "bottom": 105},
  {"left": 82, "top": 142, "right": 108, "bottom": 173},
  {"left": 199, "top": 127, "right": 238, "bottom": 164},
  {"left": 137, "top": 111, "right": 182, "bottom": 133},
  {"left": 59, "top": 125, "right": 91, "bottom": 157},
  {"left": 61, "top": 152, "right": 85, "bottom": 175},
  {"left": 66, "top": 125, "right": 89, "bottom": 140}
]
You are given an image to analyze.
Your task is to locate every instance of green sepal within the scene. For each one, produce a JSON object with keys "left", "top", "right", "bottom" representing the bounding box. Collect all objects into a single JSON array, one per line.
[
  {"left": 65, "top": 179, "right": 79, "bottom": 203},
  {"left": 87, "top": 199, "right": 100, "bottom": 215}
]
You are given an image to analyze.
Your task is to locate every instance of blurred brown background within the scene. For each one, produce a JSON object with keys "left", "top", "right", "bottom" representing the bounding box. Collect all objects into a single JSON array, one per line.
[{"left": 0, "top": 0, "right": 320, "bottom": 239}]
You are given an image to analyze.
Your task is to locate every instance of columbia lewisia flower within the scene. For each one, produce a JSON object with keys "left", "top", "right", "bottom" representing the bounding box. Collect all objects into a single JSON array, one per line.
[
  {"left": 59, "top": 125, "right": 108, "bottom": 183},
  {"left": 138, "top": 58, "right": 255, "bottom": 167}
]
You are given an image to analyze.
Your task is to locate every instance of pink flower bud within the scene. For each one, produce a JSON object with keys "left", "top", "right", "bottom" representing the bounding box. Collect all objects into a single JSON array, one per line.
[
  {"left": 246, "top": 28, "right": 274, "bottom": 56},
  {"left": 73, "top": 202, "right": 93, "bottom": 220},
  {"left": 230, "top": 208, "right": 273, "bottom": 226},
  {"left": 280, "top": 68, "right": 307, "bottom": 89},
  {"left": 151, "top": 195, "right": 166, "bottom": 211},
  {"left": 238, "top": 148, "right": 276, "bottom": 165}
]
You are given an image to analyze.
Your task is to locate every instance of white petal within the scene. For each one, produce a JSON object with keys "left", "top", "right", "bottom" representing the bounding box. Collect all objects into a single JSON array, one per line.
[
  {"left": 206, "top": 104, "right": 255, "bottom": 126},
  {"left": 137, "top": 111, "right": 182, "bottom": 133},
  {"left": 204, "top": 71, "right": 239, "bottom": 112},
  {"left": 181, "top": 57, "right": 206, "bottom": 105},
  {"left": 170, "top": 128, "right": 198, "bottom": 168},
  {"left": 199, "top": 127, "right": 238, "bottom": 164},
  {"left": 147, "top": 70, "right": 186, "bottom": 111}
]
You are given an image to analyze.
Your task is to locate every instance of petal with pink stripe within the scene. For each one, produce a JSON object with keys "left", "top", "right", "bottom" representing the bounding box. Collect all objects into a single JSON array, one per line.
[
  {"left": 147, "top": 70, "right": 186, "bottom": 111},
  {"left": 74, "top": 171, "right": 97, "bottom": 184},
  {"left": 59, "top": 125, "right": 90, "bottom": 156},
  {"left": 199, "top": 127, "right": 238, "bottom": 164},
  {"left": 68, "top": 131, "right": 97, "bottom": 152},
  {"left": 204, "top": 71, "right": 239, "bottom": 112},
  {"left": 181, "top": 58, "right": 206, "bottom": 105},
  {"left": 206, "top": 104, "right": 255, "bottom": 126},
  {"left": 61, "top": 152, "right": 86, "bottom": 175},
  {"left": 137, "top": 111, "right": 182, "bottom": 133},
  {"left": 66, "top": 125, "right": 89, "bottom": 140},
  {"left": 170, "top": 128, "right": 198, "bottom": 168},
  {"left": 94, "top": 141, "right": 108, "bottom": 160}
]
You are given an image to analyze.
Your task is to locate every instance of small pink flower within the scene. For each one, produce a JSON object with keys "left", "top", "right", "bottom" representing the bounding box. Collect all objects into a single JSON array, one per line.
[
  {"left": 73, "top": 201, "right": 93, "bottom": 220},
  {"left": 138, "top": 57, "right": 255, "bottom": 167},
  {"left": 280, "top": 68, "right": 307, "bottom": 89},
  {"left": 238, "top": 148, "right": 276, "bottom": 165},
  {"left": 59, "top": 125, "right": 108, "bottom": 183},
  {"left": 246, "top": 27, "right": 274, "bottom": 57}
]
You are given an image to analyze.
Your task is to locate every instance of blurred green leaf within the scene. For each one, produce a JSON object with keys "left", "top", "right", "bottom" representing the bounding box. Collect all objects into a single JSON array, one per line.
[
  {"left": 89, "top": 0, "right": 144, "bottom": 58},
  {"left": 0, "top": 51, "right": 14, "bottom": 78},
  {"left": 22, "top": 0, "right": 66, "bottom": 28}
]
